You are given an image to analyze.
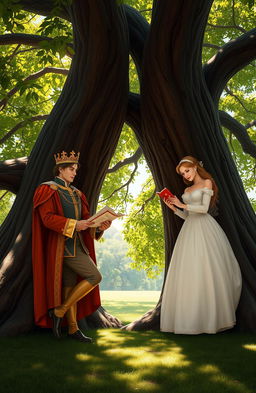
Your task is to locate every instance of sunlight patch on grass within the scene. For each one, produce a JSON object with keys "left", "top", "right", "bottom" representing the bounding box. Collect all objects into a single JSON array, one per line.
[
  {"left": 210, "top": 374, "right": 250, "bottom": 393},
  {"left": 76, "top": 353, "right": 93, "bottom": 362},
  {"left": 243, "top": 344, "right": 256, "bottom": 351},
  {"left": 196, "top": 363, "right": 251, "bottom": 393},
  {"left": 114, "top": 370, "right": 159, "bottom": 391},
  {"left": 96, "top": 329, "right": 131, "bottom": 345},
  {"left": 99, "top": 331, "right": 191, "bottom": 370},
  {"left": 198, "top": 364, "right": 220, "bottom": 374}
]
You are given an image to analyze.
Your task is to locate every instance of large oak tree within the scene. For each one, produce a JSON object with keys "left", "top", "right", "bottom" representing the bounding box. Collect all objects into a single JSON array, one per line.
[{"left": 0, "top": 0, "right": 255, "bottom": 335}]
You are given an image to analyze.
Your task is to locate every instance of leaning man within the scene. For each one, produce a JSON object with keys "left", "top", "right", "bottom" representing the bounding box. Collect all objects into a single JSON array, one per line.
[{"left": 32, "top": 150, "right": 110, "bottom": 343}]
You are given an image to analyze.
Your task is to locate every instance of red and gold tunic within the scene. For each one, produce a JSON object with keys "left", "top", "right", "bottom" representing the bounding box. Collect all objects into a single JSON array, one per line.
[{"left": 32, "top": 182, "right": 101, "bottom": 328}]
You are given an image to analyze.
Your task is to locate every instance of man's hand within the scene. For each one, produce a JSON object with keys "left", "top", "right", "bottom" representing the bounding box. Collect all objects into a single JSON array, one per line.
[
  {"left": 98, "top": 220, "right": 111, "bottom": 231},
  {"left": 76, "top": 220, "right": 95, "bottom": 231}
]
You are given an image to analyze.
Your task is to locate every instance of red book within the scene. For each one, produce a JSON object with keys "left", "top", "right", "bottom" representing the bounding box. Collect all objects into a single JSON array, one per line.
[{"left": 156, "top": 188, "right": 175, "bottom": 200}]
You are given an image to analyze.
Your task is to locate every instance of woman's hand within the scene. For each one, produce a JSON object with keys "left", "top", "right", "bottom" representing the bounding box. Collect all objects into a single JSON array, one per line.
[
  {"left": 169, "top": 196, "right": 186, "bottom": 209},
  {"left": 164, "top": 196, "right": 187, "bottom": 211},
  {"left": 163, "top": 198, "right": 177, "bottom": 212}
]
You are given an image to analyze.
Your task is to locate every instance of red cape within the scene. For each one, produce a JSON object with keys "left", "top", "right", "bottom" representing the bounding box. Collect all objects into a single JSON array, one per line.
[{"left": 32, "top": 184, "right": 101, "bottom": 328}]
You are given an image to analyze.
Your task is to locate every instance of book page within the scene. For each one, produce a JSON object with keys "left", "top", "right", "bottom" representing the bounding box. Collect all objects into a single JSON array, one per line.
[{"left": 87, "top": 206, "right": 124, "bottom": 227}]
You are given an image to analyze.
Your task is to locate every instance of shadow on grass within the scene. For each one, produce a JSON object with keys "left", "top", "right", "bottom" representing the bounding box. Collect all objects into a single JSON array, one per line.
[{"left": 1, "top": 328, "right": 256, "bottom": 393}]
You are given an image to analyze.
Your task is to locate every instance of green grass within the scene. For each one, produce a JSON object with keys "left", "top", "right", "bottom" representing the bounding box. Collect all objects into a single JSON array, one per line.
[
  {"left": 101, "top": 290, "right": 160, "bottom": 324},
  {"left": 1, "top": 291, "right": 256, "bottom": 393}
]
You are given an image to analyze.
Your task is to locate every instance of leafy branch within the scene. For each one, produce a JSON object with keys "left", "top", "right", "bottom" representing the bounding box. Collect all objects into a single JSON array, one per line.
[
  {"left": 107, "top": 147, "right": 142, "bottom": 173},
  {"left": 100, "top": 161, "right": 139, "bottom": 204},
  {"left": 219, "top": 110, "right": 256, "bottom": 158},
  {"left": 134, "top": 186, "right": 156, "bottom": 216},
  {"left": 0, "top": 114, "right": 49, "bottom": 145},
  {"left": 0, "top": 67, "right": 68, "bottom": 110},
  {"left": 225, "top": 86, "right": 256, "bottom": 115}
]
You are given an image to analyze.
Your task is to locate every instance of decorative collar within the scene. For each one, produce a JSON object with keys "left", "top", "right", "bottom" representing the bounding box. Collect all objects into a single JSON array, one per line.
[{"left": 55, "top": 176, "right": 70, "bottom": 188}]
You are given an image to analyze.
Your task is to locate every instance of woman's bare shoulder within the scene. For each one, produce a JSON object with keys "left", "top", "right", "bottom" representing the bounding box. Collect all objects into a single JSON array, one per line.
[{"left": 204, "top": 179, "right": 213, "bottom": 189}]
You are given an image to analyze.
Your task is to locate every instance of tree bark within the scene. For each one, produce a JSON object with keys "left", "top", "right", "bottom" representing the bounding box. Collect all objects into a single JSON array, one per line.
[
  {"left": 204, "top": 28, "right": 256, "bottom": 104},
  {"left": 0, "top": 157, "right": 28, "bottom": 194},
  {"left": 0, "top": 0, "right": 129, "bottom": 336},
  {"left": 124, "top": 0, "right": 256, "bottom": 331}
]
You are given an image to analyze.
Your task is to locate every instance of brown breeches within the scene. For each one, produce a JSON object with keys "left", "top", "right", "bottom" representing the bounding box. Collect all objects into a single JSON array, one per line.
[{"left": 62, "top": 241, "right": 102, "bottom": 287}]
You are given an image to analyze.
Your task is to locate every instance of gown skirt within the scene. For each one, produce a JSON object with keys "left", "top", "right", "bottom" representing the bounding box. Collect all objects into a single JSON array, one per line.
[{"left": 160, "top": 189, "right": 242, "bottom": 334}]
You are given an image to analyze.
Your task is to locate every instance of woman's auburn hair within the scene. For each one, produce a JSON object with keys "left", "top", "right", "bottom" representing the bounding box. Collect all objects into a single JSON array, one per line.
[{"left": 176, "top": 156, "right": 218, "bottom": 207}]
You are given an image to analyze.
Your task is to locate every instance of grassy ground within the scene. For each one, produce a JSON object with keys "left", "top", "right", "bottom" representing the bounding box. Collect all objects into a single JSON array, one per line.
[
  {"left": 101, "top": 290, "right": 160, "bottom": 324},
  {"left": 1, "top": 291, "right": 256, "bottom": 393}
]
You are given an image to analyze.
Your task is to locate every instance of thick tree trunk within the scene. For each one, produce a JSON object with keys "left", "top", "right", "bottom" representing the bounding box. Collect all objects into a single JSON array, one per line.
[
  {"left": 0, "top": 0, "right": 129, "bottom": 335},
  {"left": 0, "top": 157, "right": 27, "bottom": 194},
  {"left": 125, "top": 0, "right": 256, "bottom": 331}
]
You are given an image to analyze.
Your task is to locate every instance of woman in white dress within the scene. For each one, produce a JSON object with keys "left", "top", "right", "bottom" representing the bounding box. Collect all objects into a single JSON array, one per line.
[{"left": 160, "top": 156, "right": 242, "bottom": 334}]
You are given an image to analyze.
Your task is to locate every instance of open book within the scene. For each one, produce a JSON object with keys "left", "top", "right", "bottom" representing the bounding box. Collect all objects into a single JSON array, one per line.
[
  {"left": 156, "top": 188, "right": 175, "bottom": 200},
  {"left": 87, "top": 206, "right": 124, "bottom": 227}
]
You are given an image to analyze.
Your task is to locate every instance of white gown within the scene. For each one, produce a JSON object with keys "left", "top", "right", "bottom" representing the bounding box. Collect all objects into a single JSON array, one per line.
[{"left": 160, "top": 188, "right": 242, "bottom": 334}]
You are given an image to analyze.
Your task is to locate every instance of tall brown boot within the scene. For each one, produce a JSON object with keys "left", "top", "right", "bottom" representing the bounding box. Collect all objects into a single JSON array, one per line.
[
  {"left": 63, "top": 286, "right": 93, "bottom": 343},
  {"left": 63, "top": 287, "right": 79, "bottom": 334},
  {"left": 54, "top": 280, "right": 95, "bottom": 318},
  {"left": 48, "top": 286, "right": 73, "bottom": 339},
  {"left": 49, "top": 280, "right": 95, "bottom": 339}
]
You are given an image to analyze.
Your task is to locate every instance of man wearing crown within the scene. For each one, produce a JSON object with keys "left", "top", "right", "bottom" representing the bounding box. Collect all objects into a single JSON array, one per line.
[{"left": 32, "top": 150, "right": 111, "bottom": 343}]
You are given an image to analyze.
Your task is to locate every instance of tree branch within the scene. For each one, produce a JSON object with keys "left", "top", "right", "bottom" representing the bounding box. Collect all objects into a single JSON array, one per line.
[
  {"left": 204, "top": 28, "right": 256, "bottom": 103},
  {"left": 206, "top": 22, "right": 246, "bottom": 34},
  {"left": 0, "top": 190, "right": 9, "bottom": 202},
  {"left": 0, "top": 115, "right": 49, "bottom": 145},
  {"left": 107, "top": 147, "right": 143, "bottom": 174},
  {"left": 123, "top": 4, "right": 149, "bottom": 79},
  {"left": 0, "top": 33, "right": 52, "bottom": 46},
  {"left": 0, "top": 34, "right": 73, "bottom": 58},
  {"left": 219, "top": 110, "right": 256, "bottom": 158},
  {"left": 203, "top": 43, "right": 221, "bottom": 50},
  {"left": 8, "top": 44, "right": 21, "bottom": 61},
  {"left": 100, "top": 162, "right": 138, "bottom": 204},
  {"left": 0, "top": 67, "right": 68, "bottom": 110},
  {"left": 245, "top": 120, "right": 256, "bottom": 129},
  {"left": 0, "top": 157, "right": 28, "bottom": 194},
  {"left": 134, "top": 185, "right": 156, "bottom": 216},
  {"left": 17, "top": 0, "right": 70, "bottom": 20},
  {"left": 126, "top": 92, "right": 141, "bottom": 140},
  {"left": 139, "top": 8, "right": 153, "bottom": 14},
  {"left": 224, "top": 86, "right": 256, "bottom": 115}
]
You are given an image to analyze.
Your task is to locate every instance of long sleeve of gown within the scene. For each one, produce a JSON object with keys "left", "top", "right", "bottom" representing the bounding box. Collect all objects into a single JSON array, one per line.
[
  {"left": 186, "top": 188, "right": 214, "bottom": 214},
  {"left": 174, "top": 209, "right": 188, "bottom": 220}
]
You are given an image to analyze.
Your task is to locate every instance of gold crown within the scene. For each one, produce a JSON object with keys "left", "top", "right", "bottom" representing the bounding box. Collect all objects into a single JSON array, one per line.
[{"left": 54, "top": 150, "right": 80, "bottom": 165}]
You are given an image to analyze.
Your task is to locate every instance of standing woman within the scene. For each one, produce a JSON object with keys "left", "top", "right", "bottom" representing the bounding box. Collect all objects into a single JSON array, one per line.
[{"left": 160, "top": 156, "right": 242, "bottom": 334}]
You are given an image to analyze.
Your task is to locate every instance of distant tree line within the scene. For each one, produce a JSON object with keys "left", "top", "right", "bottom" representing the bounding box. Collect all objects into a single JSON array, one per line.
[{"left": 95, "top": 227, "right": 163, "bottom": 291}]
